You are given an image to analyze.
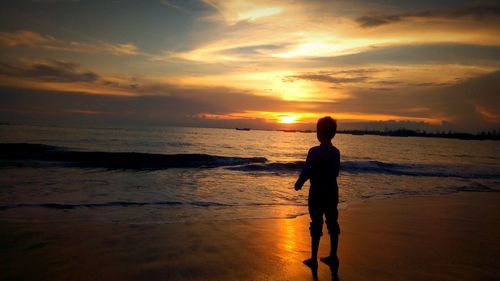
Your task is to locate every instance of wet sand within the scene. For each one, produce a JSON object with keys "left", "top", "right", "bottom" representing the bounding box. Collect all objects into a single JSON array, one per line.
[{"left": 1, "top": 192, "right": 499, "bottom": 281}]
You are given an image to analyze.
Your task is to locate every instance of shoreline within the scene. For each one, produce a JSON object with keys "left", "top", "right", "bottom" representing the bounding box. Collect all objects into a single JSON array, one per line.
[
  {"left": 1, "top": 192, "right": 499, "bottom": 280},
  {"left": 3, "top": 123, "right": 499, "bottom": 141}
]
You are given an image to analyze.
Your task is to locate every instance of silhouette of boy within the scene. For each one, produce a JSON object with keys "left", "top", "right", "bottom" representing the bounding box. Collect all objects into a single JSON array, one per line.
[{"left": 295, "top": 116, "right": 340, "bottom": 271}]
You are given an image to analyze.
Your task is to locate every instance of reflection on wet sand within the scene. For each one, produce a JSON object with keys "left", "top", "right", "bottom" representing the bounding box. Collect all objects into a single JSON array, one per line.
[{"left": 273, "top": 214, "right": 339, "bottom": 280}]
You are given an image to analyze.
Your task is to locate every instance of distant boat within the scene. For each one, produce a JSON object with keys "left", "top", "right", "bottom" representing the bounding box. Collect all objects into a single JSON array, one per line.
[{"left": 235, "top": 128, "right": 251, "bottom": 131}]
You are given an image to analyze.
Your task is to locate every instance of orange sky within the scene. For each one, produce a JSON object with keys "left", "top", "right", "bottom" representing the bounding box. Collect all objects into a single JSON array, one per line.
[{"left": 0, "top": 0, "right": 499, "bottom": 131}]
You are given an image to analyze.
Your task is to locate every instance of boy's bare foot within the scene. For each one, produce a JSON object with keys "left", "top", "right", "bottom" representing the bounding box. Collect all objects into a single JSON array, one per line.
[
  {"left": 302, "top": 258, "right": 318, "bottom": 269},
  {"left": 320, "top": 256, "right": 339, "bottom": 267}
]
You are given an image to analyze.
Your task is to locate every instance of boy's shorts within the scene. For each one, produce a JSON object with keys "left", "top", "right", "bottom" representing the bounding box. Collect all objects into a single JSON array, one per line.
[{"left": 308, "top": 196, "right": 340, "bottom": 237}]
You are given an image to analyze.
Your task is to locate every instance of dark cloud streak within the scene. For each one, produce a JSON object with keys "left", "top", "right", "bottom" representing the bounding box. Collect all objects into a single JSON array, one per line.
[
  {"left": 356, "top": 5, "right": 500, "bottom": 28},
  {"left": 0, "top": 60, "right": 99, "bottom": 82},
  {"left": 283, "top": 73, "right": 369, "bottom": 84}
]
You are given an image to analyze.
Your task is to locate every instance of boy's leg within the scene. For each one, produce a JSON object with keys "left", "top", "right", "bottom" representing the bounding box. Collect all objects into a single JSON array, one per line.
[
  {"left": 310, "top": 234, "right": 321, "bottom": 261},
  {"left": 323, "top": 204, "right": 340, "bottom": 268},
  {"left": 320, "top": 234, "right": 339, "bottom": 265},
  {"left": 304, "top": 204, "right": 323, "bottom": 267}
]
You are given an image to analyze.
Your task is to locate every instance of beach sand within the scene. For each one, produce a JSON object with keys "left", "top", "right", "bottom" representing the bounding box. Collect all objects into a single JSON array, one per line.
[{"left": 1, "top": 192, "right": 499, "bottom": 281}]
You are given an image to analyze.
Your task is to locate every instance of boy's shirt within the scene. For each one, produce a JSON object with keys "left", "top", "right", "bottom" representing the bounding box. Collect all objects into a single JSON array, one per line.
[{"left": 296, "top": 142, "right": 340, "bottom": 200}]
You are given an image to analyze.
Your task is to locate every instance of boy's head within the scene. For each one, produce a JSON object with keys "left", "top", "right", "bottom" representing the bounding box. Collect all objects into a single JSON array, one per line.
[{"left": 316, "top": 116, "right": 337, "bottom": 143}]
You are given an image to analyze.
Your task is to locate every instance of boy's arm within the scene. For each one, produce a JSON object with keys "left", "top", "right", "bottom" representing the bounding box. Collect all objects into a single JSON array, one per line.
[
  {"left": 294, "top": 149, "right": 313, "bottom": 190},
  {"left": 335, "top": 149, "right": 341, "bottom": 177}
]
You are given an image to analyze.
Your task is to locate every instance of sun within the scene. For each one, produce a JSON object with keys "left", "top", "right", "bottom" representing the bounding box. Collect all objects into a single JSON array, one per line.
[{"left": 279, "top": 115, "right": 298, "bottom": 124}]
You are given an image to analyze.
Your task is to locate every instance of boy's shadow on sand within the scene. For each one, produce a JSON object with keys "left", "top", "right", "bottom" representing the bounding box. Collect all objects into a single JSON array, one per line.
[{"left": 307, "top": 263, "right": 339, "bottom": 281}]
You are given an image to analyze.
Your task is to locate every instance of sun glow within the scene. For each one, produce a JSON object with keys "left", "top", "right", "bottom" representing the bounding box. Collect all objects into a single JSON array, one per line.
[{"left": 279, "top": 115, "right": 298, "bottom": 124}]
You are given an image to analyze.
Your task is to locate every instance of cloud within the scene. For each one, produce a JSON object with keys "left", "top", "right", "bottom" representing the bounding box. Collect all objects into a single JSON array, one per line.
[
  {"left": 0, "top": 30, "right": 56, "bottom": 48},
  {"left": 219, "top": 44, "right": 288, "bottom": 56},
  {"left": 0, "top": 30, "right": 142, "bottom": 56},
  {"left": 160, "top": 0, "right": 182, "bottom": 10},
  {"left": 103, "top": 42, "right": 139, "bottom": 56},
  {"left": 283, "top": 73, "right": 369, "bottom": 84},
  {"left": 313, "top": 43, "right": 500, "bottom": 66},
  {"left": 159, "top": 0, "right": 192, "bottom": 14},
  {"left": 449, "top": 5, "right": 500, "bottom": 19},
  {"left": 328, "top": 70, "right": 500, "bottom": 130},
  {"left": 412, "top": 82, "right": 450, "bottom": 87},
  {"left": 0, "top": 84, "right": 296, "bottom": 129},
  {"left": 0, "top": 58, "right": 296, "bottom": 111},
  {"left": 356, "top": 5, "right": 500, "bottom": 28},
  {"left": 1, "top": 67, "right": 499, "bottom": 131},
  {"left": 475, "top": 105, "right": 500, "bottom": 123},
  {"left": 280, "top": 65, "right": 478, "bottom": 92},
  {"left": 158, "top": 0, "right": 499, "bottom": 69},
  {"left": 282, "top": 69, "right": 380, "bottom": 85},
  {"left": 0, "top": 60, "right": 99, "bottom": 82},
  {"left": 200, "top": 0, "right": 284, "bottom": 23},
  {"left": 356, "top": 15, "right": 403, "bottom": 28},
  {"left": 0, "top": 83, "right": 441, "bottom": 130}
]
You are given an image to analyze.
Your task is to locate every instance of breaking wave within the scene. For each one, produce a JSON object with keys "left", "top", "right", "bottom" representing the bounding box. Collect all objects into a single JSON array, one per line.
[
  {"left": 229, "top": 160, "right": 500, "bottom": 179},
  {"left": 1, "top": 143, "right": 499, "bottom": 179},
  {"left": 0, "top": 143, "right": 267, "bottom": 169}
]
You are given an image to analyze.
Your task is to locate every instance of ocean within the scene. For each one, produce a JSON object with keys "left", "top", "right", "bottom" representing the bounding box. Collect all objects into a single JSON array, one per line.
[{"left": 1, "top": 124, "right": 499, "bottom": 224}]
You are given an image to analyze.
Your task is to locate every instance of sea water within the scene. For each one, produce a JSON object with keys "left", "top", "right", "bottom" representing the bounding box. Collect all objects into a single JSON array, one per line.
[{"left": 0, "top": 124, "right": 499, "bottom": 223}]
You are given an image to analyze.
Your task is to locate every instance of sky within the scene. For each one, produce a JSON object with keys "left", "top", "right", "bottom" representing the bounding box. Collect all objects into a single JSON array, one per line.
[{"left": 0, "top": 0, "right": 499, "bottom": 132}]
